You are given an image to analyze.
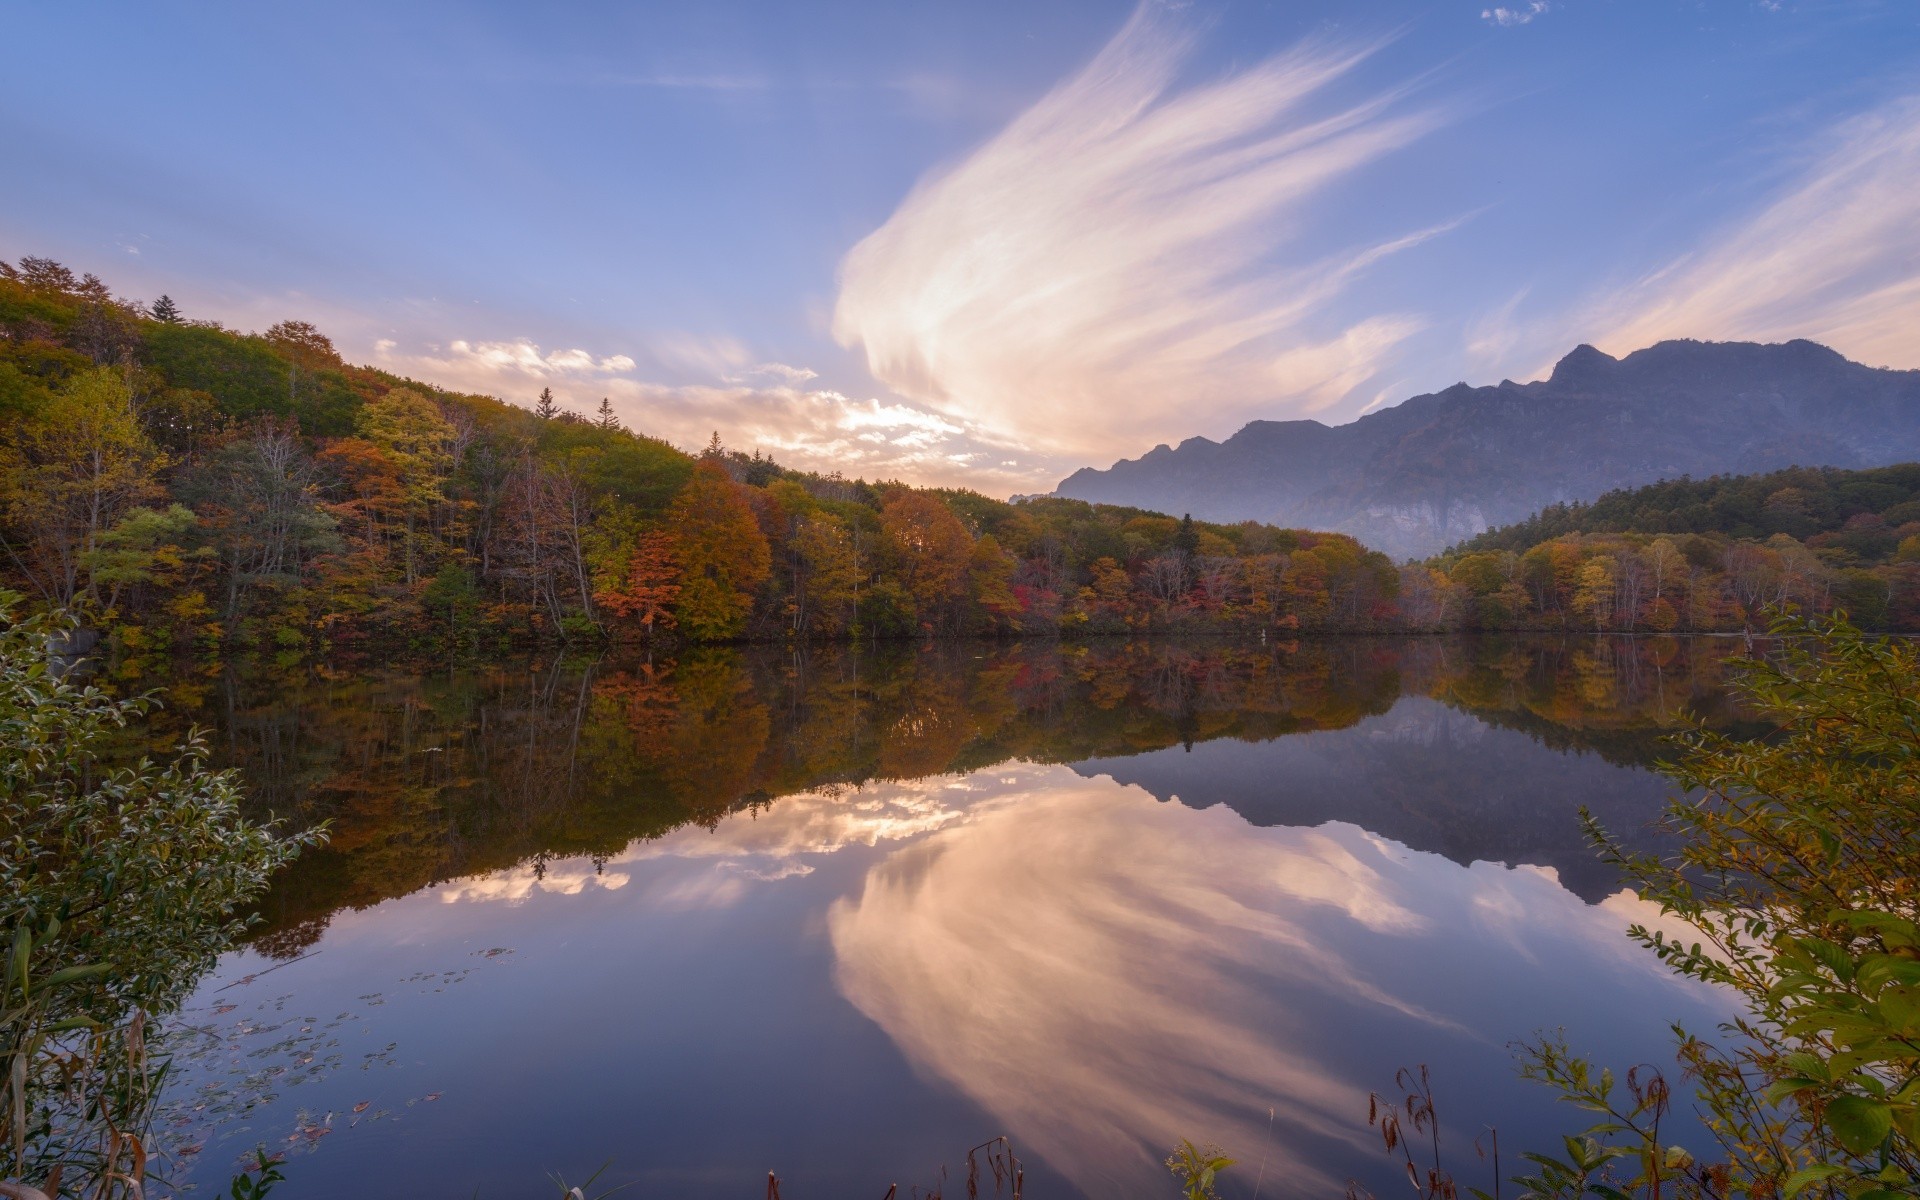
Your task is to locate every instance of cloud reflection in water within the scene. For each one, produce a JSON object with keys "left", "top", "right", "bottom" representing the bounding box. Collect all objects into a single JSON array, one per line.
[{"left": 828, "top": 766, "right": 1708, "bottom": 1197}]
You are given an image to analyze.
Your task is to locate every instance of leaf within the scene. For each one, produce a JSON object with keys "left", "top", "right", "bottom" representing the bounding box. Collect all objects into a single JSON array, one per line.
[
  {"left": 1825, "top": 1094, "right": 1893, "bottom": 1156},
  {"left": 1782, "top": 1164, "right": 1845, "bottom": 1198}
]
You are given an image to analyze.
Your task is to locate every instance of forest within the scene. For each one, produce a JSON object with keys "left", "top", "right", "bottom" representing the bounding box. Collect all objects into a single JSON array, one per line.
[
  {"left": 1410, "top": 463, "right": 1920, "bottom": 631},
  {"left": 0, "top": 257, "right": 1400, "bottom": 653},
  {"left": 7, "top": 254, "right": 1920, "bottom": 648}
]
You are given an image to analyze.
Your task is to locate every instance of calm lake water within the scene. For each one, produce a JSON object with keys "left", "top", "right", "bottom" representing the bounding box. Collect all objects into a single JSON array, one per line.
[{"left": 141, "top": 636, "right": 1753, "bottom": 1198}]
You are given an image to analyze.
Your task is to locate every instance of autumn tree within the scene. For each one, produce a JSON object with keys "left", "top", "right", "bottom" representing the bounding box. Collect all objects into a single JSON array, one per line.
[
  {"left": 669, "top": 461, "right": 771, "bottom": 640},
  {"left": 879, "top": 490, "right": 972, "bottom": 630},
  {"left": 596, "top": 530, "right": 682, "bottom": 634},
  {"left": 355, "top": 387, "right": 454, "bottom": 584},
  {"left": 967, "top": 533, "right": 1022, "bottom": 633},
  {"left": 0, "top": 366, "right": 162, "bottom": 607},
  {"left": 789, "top": 512, "right": 860, "bottom": 637},
  {"left": 186, "top": 422, "right": 341, "bottom": 624}
]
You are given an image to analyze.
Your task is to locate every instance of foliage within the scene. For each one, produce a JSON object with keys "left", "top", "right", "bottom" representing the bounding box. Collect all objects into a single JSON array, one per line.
[
  {"left": 0, "top": 256, "right": 1408, "bottom": 650},
  {"left": 1349, "top": 613, "right": 1920, "bottom": 1200},
  {"left": 1165, "top": 1139, "right": 1234, "bottom": 1200},
  {"left": 0, "top": 599, "right": 322, "bottom": 1195}
]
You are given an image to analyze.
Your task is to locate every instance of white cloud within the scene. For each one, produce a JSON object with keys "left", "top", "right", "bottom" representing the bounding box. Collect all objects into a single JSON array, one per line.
[
  {"left": 1481, "top": 2, "right": 1551, "bottom": 27},
  {"left": 832, "top": 4, "right": 1447, "bottom": 460},
  {"left": 443, "top": 337, "right": 637, "bottom": 378},
  {"left": 1583, "top": 94, "right": 1920, "bottom": 369},
  {"left": 371, "top": 339, "right": 1048, "bottom": 493}
]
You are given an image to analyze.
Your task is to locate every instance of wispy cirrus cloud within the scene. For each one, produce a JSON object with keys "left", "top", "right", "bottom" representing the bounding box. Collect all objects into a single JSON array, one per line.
[
  {"left": 831, "top": 3, "right": 1449, "bottom": 460},
  {"left": 1584, "top": 94, "right": 1920, "bottom": 369}
]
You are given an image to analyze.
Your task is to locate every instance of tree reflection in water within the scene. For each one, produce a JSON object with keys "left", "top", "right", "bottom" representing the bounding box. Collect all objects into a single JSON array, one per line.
[{"left": 136, "top": 635, "right": 1757, "bottom": 955}]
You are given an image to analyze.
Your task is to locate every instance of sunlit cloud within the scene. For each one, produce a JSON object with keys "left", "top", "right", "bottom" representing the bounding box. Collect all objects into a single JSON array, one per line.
[
  {"left": 445, "top": 338, "right": 637, "bottom": 376},
  {"left": 370, "top": 340, "right": 1041, "bottom": 492},
  {"left": 1581, "top": 94, "right": 1920, "bottom": 370},
  {"left": 832, "top": 3, "right": 1447, "bottom": 459},
  {"left": 829, "top": 768, "right": 1719, "bottom": 1197}
]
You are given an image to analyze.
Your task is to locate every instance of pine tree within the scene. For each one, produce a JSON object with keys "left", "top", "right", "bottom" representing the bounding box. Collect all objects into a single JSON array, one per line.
[
  {"left": 149, "top": 294, "right": 181, "bottom": 323},
  {"left": 535, "top": 387, "right": 558, "bottom": 420},
  {"left": 1173, "top": 513, "right": 1199, "bottom": 559},
  {"left": 596, "top": 397, "right": 619, "bottom": 431}
]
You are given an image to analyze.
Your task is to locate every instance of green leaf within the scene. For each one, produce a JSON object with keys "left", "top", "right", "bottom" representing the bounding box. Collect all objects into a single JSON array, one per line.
[
  {"left": 1826, "top": 1094, "right": 1894, "bottom": 1156},
  {"left": 42, "top": 961, "right": 113, "bottom": 988},
  {"left": 1782, "top": 1164, "right": 1845, "bottom": 1198}
]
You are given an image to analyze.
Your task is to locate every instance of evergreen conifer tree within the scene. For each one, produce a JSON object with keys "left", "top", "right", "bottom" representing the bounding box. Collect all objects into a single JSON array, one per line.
[
  {"left": 535, "top": 387, "right": 558, "bottom": 420},
  {"left": 596, "top": 396, "right": 619, "bottom": 430},
  {"left": 149, "top": 294, "right": 181, "bottom": 323}
]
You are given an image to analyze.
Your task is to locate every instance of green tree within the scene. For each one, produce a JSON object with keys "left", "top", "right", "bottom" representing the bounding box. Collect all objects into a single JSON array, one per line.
[{"left": 147, "top": 295, "right": 180, "bottom": 324}]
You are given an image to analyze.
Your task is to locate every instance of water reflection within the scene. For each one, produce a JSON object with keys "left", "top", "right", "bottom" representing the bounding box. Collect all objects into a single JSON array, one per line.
[
  {"left": 140, "top": 636, "right": 1755, "bottom": 1197},
  {"left": 132, "top": 635, "right": 1758, "bottom": 949},
  {"left": 830, "top": 768, "right": 1722, "bottom": 1197}
]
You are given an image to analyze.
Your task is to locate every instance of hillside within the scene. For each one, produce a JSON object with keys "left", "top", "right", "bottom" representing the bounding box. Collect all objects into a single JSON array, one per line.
[
  {"left": 1054, "top": 339, "right": 1920, "bottom": 559},
  {"left": 0, "top": 255, "right": 1400, "bottom": 652},
  {"left": 1456, "top": 463, "right": 1920, "bottom": 555}
]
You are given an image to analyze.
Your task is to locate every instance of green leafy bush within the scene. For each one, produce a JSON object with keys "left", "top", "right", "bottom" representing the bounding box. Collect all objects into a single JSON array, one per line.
[{"left": 1, "top": 598, "right": 322, "bottom": 1195}]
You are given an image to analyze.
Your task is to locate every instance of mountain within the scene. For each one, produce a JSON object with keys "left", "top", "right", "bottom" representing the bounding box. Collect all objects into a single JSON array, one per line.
[{"left": 1053, "top": 339, "right": 1920, "bottom": 559}]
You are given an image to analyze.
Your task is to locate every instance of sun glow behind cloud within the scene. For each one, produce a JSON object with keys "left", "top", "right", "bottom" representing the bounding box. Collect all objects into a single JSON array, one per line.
[
  {"left": 371, "top": 337, "right": 1036, "bottom": 492},
  {"left": 831, "top": 3, "right": 1448, "bottom": 460}
]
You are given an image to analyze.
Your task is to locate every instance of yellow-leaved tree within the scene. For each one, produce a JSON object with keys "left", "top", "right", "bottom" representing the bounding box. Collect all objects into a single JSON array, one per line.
[{"left": 0, "top": 367, "right": 162, "bottom": 609}]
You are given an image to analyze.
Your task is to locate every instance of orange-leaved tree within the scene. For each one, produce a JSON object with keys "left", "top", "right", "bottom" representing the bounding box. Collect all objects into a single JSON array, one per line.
[
  {"left": 879, "top": 489, "right": 972, "bottom": 631},
  {"left": 668, "top": 461, "right": 771, "bottom": 640},
  {"left": 596, "top": 530, "right": 682, "bottom": 634}
]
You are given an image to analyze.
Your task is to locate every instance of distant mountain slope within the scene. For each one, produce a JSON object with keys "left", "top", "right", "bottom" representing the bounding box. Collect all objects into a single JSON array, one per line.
[{"left": 1053, "top": 340, "right": 1920, "bottom": 559}]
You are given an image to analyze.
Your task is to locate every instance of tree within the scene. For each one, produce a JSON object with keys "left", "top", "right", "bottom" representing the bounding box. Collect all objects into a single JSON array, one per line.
[
  {"left": 967, "top": 533, "right": 1021, "bottom": 633},
  {"left": 1172, "top": 513, "right": 1199, "bottom": 560},
  {"left": 263, "top": 320, "right": 339, "bottom": 369},
  {"left": 1520, "top": 614, "right": 1920, "bottom": 1195},
  {"left": 1, "top": 601, "right": 320, "bottom": 1191},
  {"left": 148, "top": 295, "right": 180, "bottom": 323},
  {"left": 596, "top": 396, "right": 620, "bottom": 431},
  {"left": 789, "top": 513, "right": 860, "bottom": 637},
  {"left": 595, "top": 530, "right": 681, "bottom": 634},
  {"left": 0, "top": 367, "right": 162, "bottom": 608},
  {"left": 535, "top": 387, "right": 558, "bottom": 420},
  {"left": 1573, "top": 554, "right": 1617, "bottom": 631},
  {"left": 668, "top": 462, "right": 770, "bottom": 640},
  {"left": 879, "top": 490, "right": 972, "bottom": 630},
  {"left": 188, "top": 423, "right": 341, "bottom": 625},
  {"left": 354, "top": 388, "right": 454, "bottom": 585},
  {"left": 1352, "top": 615, "right": 1920, "bottom": 1200}
]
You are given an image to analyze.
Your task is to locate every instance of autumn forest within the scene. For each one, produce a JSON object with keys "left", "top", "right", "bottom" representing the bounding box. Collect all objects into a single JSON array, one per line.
[{"left": 7, "top": 256, "right": 1920, "bottom": 656}]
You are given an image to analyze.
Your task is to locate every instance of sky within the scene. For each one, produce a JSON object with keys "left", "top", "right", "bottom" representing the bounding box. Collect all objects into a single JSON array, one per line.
[{"left": 5, "top": 0, "right": 1920, "bottom": 495}]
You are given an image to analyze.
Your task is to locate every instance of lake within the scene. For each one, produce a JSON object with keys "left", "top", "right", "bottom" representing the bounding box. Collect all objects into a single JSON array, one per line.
[{"left": 143, "top": 636, "right": 1752, "bottom": 1198}]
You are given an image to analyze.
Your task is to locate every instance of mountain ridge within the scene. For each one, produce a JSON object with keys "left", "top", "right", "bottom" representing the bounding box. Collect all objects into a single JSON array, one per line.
[{"left": 1053, "top": 339, "right": 1920, "bottom": 559}]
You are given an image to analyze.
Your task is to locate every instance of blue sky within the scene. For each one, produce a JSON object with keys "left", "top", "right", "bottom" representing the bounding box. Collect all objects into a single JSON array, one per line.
[{"left": 5, "top": 0, "right": 1919, "bottom": 494}]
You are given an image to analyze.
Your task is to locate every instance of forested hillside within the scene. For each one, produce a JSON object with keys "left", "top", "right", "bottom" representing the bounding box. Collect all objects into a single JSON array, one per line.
[
  {"left": 1402, "top": 464, "right": 1920, "bottom": 631},
  {"left": 0, "top": 257, "right": 1401, "bottom": 653}
]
